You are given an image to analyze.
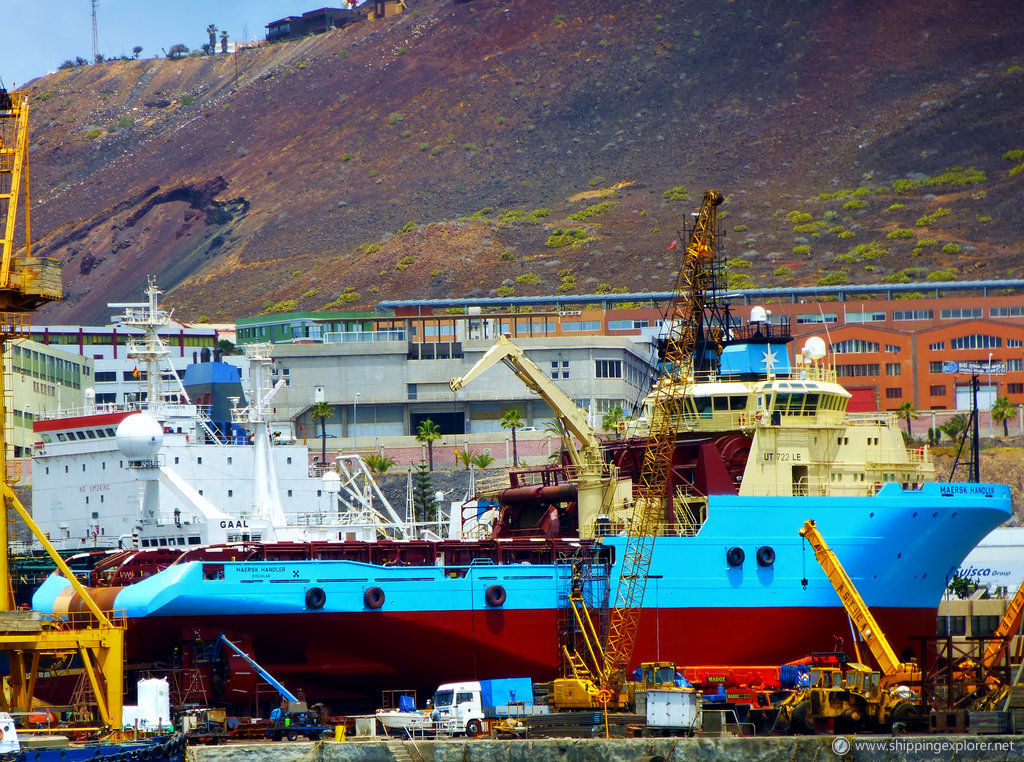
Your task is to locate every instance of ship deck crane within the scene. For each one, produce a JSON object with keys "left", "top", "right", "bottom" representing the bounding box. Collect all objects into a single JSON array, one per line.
[
  {"left": 553, "top": 190, "right": 724, "bottom": 710},
  {"left": 799, "top": 519, "right": 921, "bottom": 686},
  {"left": 0, "top": 83, "right": 124, "bottom": 727}
]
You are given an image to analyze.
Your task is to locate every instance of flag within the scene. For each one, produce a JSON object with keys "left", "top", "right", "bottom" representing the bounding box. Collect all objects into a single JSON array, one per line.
[
  {"left": 132, "top": 366, "right": 140, "bottom": 380},
  {"left": 666, "top": 240, "right": 678, "bottom": 251}
]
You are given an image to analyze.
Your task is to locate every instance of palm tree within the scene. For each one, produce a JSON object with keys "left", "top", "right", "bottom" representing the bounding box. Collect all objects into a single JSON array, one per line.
[
  {"left": 132, "top": 46, "right": 143, "bottom": 59},
  {"left": 601, "top": 405, "right": 626, "bottom": 434},
  {"left": 991, "top": 396, "right": 1016, "bottom": 437},
  {"left": 500, "top": 409, "right": 525, "bottom": 466},
  {"left": 220, "top": 31, "right": 229, "bottom": 54},
  {"left": 207, "top": 24, "right": 218, "bottom": 51},
  {"left": 416, "top": 419, "right": 442, "bottom": 471},
  {"left": 896, "top": 402, "right": 918, "bottom": 438},
  {"left": 310, "top": 401, "right": 333, "bottom": 462},
  {"left": 940, "top": 413, "right": 970, "bottom": 443}
]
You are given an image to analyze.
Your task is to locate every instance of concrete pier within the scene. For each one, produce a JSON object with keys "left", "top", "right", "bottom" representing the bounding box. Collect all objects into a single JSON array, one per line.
[{"left": 187, "top": 736, "right": 1023, "bottom": 762}]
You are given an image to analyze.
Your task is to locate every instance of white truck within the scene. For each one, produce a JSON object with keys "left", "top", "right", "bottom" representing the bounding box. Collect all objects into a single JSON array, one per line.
[{"left": 430, "top": 677, "right": 546, "bottom": 735}]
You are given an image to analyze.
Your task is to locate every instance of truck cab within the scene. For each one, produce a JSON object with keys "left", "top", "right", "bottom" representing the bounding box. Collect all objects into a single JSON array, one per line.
[{"left": 432, "top": 681, "right": 488, "bottom": 734}]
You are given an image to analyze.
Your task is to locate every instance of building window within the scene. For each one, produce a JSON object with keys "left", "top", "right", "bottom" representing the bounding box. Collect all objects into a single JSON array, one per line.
[
  {"left": 1008, "top": 383, "right": 1023, "bottom": 394},
  {"left": 990, "top": 306, "right": 1024, "bottom": 317},
  {"left": 831, "top": 339, "right": 879, "bottom": 354},
  {"left": 797, "top": 313, "right": 837, "bottom": 324},
  {"left": 408, "top": 383, "right": 418, "bottom": 400},
  {"left": 845, "top": 311, "right": 886, "bottom": 323},
  {"left": 929, "top": 362, "right": 944, "bottom": 373},
  {"left": 951, "top": 334, "right": 1002, "bottom": 350},
  {"left": 561, "top": 360, "right": 569, "bottom": 379},
  {"left": 941, "top": 307, "right": 983, "bottom": 319},
  {"left": 972, "top": 615, "right": 1002, "bottom": 637},
  {"left": 595, "top": 359, "right": 622, "bottom": 378},
  {"left": 885, "top": 387, "right": 903, "bottom": 399},
  {"left": 893, "top": 309, "right": 933, "bottom": 321},
  {"left": 885, "top": 363, "right": 901, "bottom": 376},
  {"left": 1008, "top": 359, "right": 1023, "bottom": 372},
  {"left": 1009, "top": 339, "right": 1023, "bottom": 348},
  {"left": 929, "top": 385, "right": 946, "bottom": 396},
  {"left": 834, "top": 364, "right": 880, "bottom": 377},
  {"left": 885, "top": 344, "right": 902, "bottom": 353},
  {"left": 937, "top": 616, "right": 966, "bottom": 636},
  {"left": 929, "top": 341, "right": 945, "bottom": 351}
]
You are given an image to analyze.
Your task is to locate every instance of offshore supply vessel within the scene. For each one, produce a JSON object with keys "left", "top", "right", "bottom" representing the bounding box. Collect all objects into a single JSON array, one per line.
[{"left": 34, "top": 192, "right": 1012, "bottom": 710}]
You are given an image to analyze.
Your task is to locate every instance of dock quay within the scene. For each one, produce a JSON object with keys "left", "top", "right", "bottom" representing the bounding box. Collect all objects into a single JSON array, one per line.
[{"left": 186, "top": 736, "right": 1023, "bottom": 762}]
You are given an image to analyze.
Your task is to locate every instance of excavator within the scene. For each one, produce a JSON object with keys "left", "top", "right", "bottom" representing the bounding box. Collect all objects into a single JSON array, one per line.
[
  {"left": 0, "top": 82, "right": 126, "bottom": 727},
  {"left": 780, "top": 519, "right": 922, "bottom": 733}
]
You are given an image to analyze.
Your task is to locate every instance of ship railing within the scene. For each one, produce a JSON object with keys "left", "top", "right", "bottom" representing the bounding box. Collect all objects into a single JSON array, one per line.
[
  {"left": 845, "top": 411, "right": 898, "bottom": 427},
  {"left": 40, "top": 609, "right": 127, "bottom": 631}
]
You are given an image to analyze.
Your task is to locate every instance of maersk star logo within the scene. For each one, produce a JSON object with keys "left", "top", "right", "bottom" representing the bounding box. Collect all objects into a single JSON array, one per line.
[{"left": 761, "top": 348, "right": 778, "bottom": 373}]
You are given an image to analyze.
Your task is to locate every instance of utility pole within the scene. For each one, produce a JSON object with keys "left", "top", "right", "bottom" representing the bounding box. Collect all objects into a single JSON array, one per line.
[{"left": 91, "top": 0, "right": 99, "bottom": 63}]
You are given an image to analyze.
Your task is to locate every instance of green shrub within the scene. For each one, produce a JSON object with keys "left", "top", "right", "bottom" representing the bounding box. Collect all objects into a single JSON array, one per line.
[
  {"left": 787, "top": 211, "right": 813, "bottom": 224},
  {"left": 300, "top": 289, "right": 318, "bottom": 299},
  {"left": 818, "top": 270, "right": 849, "bottom": 286},
  {"left": 83, "top": 128, "right": 102, "bottom": 140},
  {"left": 885, "top": 203, "right": 905, "bottom": 213},
  {"left": 545, "top": 227, "right": 591, "bottom": 248},
  {"left": 325, "top": 288, "right": 360, "bottom": 308},
  {"left": 568, "top": 201, "right": 616, "bottom": 221},
  {"left": 498, "top": 249, "right": 516, "bottom": 261},
  {"left": 793, "top": 244, "right": 811, "bottom": 256},
  {"left": 843, "top": 199, "right": 868, "bottom": 210},
  {"left": 772, "top": 266, "right": 791, "bottom": 277},
  {"left": 266, "top": 300, "right": 298, "bottom": 313},
  {"left": 397, "top": 221, "right": 416, "bottom": 234},
  {"left": 725, "top": 258, "right": 751, "bottom": 269},
  {"left": 793, "top": 222, "right": 824, "bottom": 234},
  {"left": 886, "top": 229, "right": 914, "bottom": 239},
  {"left": 396, "top": 256, "right": 416, "bottom": 271},
  {"left": 117, "top": 116, "right": 134, "bottom": 129},
  {"left": 916, "top": 238, "right": 937, "bottom": 248},
  {"left": 838, "top": 230, "right": 856, "bottom": 239},
  {"left": 942, "top": 243, "right": 961, "bottom": 255},
  {"left": 417, "top": 142, "right": 430, "bottom": 152},
  {"left": 180, "top": 94, "right": 195, "bottom": 106},
  {"left": 834, "top": 253, "right": 858, "bottom": 264},
  {"left": 496, "top": 285, "right": 514, "bottom": 297},
  {"left": 927, "top": 269, "right": 956, "bottom": 281},
  {"left": 662, "top": 185, "right": 690, "bottom": 201},
  {"left": 516, "top": 273, "right": 540, "bottom": 285}
]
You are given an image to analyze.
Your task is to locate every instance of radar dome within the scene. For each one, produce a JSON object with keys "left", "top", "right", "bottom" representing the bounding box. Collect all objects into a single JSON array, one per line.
[
  {"left": 802, "top": 336, "right": 828, "bottom": 360},
  {"left": 750, "top": 306, "right": 770, "bottom": 323},
  {"left": 116, "top": 414, "right": 164, "bottom": 460}
]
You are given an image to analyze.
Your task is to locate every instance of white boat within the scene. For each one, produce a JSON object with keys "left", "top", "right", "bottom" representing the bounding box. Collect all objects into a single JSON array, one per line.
[{"left": 29, "top": 280, "right": 406, "bottom": 552}]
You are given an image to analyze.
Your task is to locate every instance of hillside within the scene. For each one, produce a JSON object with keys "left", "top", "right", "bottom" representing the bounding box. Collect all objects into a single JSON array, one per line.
[{"left": 11, "top": 0, "right": 1024, "bottom": 325}]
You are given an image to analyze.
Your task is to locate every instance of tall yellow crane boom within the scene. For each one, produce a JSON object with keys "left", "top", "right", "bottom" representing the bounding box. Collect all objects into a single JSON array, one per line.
[
  {"left": 0, "top": 84, "right": 122, "bottom": 727},
  {"left": 598, "top": 189, "right": 723, "bottom": 694},
  {"left": 799, "top": 519, "right": 920, "bottom": 685}
]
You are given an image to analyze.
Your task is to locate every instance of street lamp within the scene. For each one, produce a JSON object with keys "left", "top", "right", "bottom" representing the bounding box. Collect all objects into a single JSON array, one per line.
[
  {"left": 988, "top": 353, "right": 993, "bottom": 438},
  {"left": 353, "top": 392, "right": 361, "bottom": 455},
  {"left": 21, "top": 403, "right": 29, "bottom": 486}
]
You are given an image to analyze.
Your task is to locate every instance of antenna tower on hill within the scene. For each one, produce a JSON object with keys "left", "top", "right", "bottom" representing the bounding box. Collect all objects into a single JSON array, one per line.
[{"left": 91, "top": 0, "right": 99, "bottom": 63}]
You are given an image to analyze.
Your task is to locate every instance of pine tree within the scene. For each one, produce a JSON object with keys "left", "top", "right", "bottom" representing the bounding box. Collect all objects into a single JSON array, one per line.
[{"left": 411, "top": 461, "right": 437, "bottom": 525}]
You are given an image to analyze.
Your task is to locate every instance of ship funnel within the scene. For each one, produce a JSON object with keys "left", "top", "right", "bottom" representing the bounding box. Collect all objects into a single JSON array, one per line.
[{"left": 802, "top": 336, "right": 827, "bottom": 361}]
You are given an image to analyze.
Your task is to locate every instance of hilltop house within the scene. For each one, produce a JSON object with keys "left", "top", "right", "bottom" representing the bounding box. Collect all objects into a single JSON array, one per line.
[{"left": 266, "top": 6, "right": 362, "bottom": 42}]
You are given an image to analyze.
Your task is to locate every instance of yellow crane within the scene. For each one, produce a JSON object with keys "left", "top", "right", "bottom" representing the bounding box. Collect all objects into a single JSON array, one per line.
[
  {"left": 0, "top": 83, "right": 125, "bottom": 728},
  {"left": 798, "top": 519, "right": 921, "bottom": 686},
  {"left": 551, "top": 190, "right": 724, "bottom": 710},
  {"left": 449, "top": 334, "right": 631, "bottom": 531}
]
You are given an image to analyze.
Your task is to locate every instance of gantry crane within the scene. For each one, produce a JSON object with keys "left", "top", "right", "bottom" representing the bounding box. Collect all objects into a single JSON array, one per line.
[
  {"left": 553, "top": 190, "right": 724, "bottom": 709},
  {"left": 0, "top": 82, "right": 125, "bottom": 727}
]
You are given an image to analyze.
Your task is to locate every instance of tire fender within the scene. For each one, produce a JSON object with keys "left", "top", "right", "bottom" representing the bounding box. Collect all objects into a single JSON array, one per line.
[{"left": 364, "top": 586, "right": 385, "bottom": 609}]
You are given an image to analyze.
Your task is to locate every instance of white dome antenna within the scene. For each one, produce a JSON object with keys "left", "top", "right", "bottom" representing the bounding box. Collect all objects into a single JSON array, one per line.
[
  {"left": 116, "top": 413, "right": 164, "bottom": 461},
  {"left": 802, "top": 336, "right": 828, "bottom": 361},
  {"left": 750, "top": 306, "right": 770, "bottom": 324}
]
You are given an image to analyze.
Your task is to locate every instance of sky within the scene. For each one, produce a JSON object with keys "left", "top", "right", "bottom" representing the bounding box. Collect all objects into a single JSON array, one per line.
[{"left": 1, "top": 0, "right": 308, "bottom": 88}]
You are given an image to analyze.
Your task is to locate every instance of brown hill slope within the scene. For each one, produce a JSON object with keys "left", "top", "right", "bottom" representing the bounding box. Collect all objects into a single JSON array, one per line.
[{"left": 14, "top": 0, "right": 1024, "bottom": 324}]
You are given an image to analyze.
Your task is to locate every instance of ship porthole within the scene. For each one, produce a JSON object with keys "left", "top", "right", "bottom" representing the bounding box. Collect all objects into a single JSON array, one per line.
[
  {"left": 364, "top": 586, "right": 385, "bottom": 609},
  {"left": 756, "top": 545, "right": 775, "bottom": 567},
  {"left": 726, "top": 547, "right": 745, "bottom": 567},
  {"left": 485, "top": 584, "right": 506, "bottom": 607},
  {"left": 305, "top": 586, "right": 327, "bottom": 610}
]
